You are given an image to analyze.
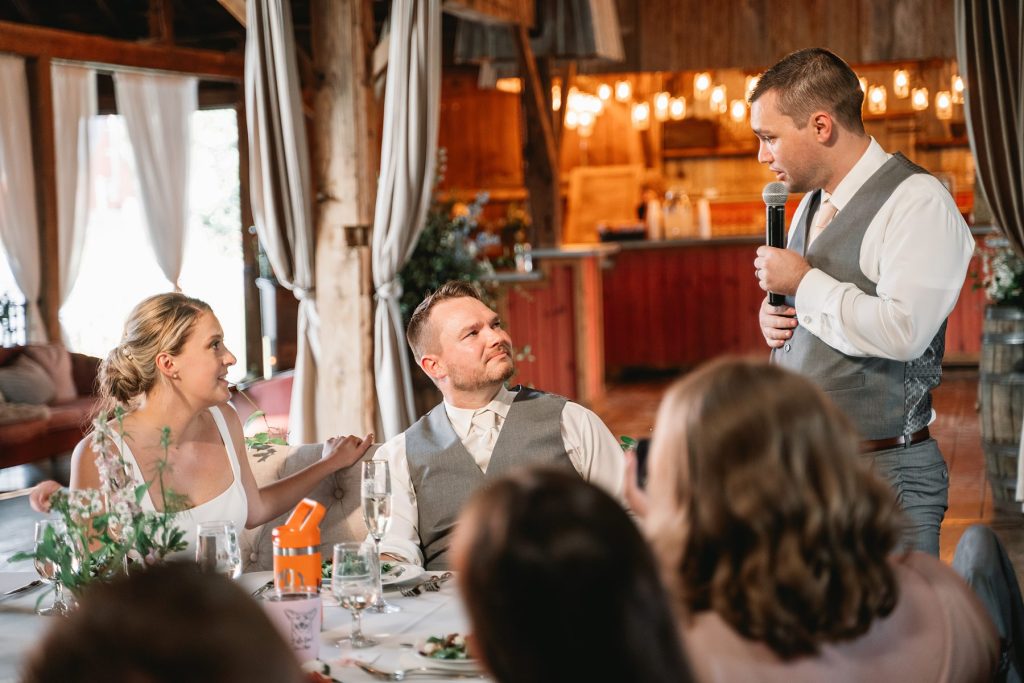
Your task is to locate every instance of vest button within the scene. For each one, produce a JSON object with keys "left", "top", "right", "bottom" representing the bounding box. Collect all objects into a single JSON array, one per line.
[
  {"left": 249, "top": 552, "right": 258, "bottom": 562},
  {"left": 334, "top": 488, "right": 345, "bottom": 499},
  {"left": 784, "top": 343, "right": 791, "bottom": 352}
]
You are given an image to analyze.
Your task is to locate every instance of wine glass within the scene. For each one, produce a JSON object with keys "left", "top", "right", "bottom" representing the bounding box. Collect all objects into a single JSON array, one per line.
[
  {"left": 332, "top": 542, "right": 380, "bottom": 648},
  {"left": 362, "top": 460, "right": 399, "bottom": 614},
  {"left": 195, "top": 521, "right": 242, "bottom": 578},
  {"left": 34, "top": 519, "right": 71, "bottom": 616}
]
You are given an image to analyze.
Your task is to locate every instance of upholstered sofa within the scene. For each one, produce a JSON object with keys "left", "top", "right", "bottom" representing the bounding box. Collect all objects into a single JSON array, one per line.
[
  {"left": 0, "top": 344, "right": 100, "bottom": 469},
  {"left": 239, "top": 442, "right": 377, "bottom": 573}
]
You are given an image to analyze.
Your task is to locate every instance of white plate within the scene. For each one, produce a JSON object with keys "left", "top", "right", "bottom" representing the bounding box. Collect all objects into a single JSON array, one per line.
[
  {"left": 381, "top": 563, "right": 424, "bottom": 587},
  {"left": 413, "top": 637, "right": 480, "bottom": 672}
]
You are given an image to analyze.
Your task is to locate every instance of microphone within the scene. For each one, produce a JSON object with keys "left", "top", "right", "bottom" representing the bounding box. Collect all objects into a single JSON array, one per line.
[{"left": 762, "top": 182, "right": 788, "bottom": 306}]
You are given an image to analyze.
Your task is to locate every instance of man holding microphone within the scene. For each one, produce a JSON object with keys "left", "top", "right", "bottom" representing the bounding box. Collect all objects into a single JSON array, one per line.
[{"left": 750, "top": 48, "right": 974, "bottom": 555}]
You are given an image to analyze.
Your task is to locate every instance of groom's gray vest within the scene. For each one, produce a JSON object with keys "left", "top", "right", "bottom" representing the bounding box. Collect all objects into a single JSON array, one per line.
[
  {"left": 772, "top": 153, "right": 945, "bottom": 442},
  {"left": 405, "top": 387, "right": 575, "bottom": 569}
]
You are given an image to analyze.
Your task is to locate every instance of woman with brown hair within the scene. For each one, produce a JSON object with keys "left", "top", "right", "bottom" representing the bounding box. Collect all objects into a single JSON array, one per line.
[
  {"left": 452, "top": 467, "right": 694, "bottom": 683},
  {"left": 626, "top": 357, "right": 998, "bottom": 682}
]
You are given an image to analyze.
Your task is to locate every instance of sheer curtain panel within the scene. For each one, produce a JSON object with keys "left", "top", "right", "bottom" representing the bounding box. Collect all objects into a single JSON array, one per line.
[
  {"left": 372, "top": 0, "right": 442, "bottom": 439},
  {"left": 113, "top": 71, "right": 197, "bottom": 290},
  {"left": 245, "top": 0, "right": 319, "bottom": 443},
  {"left": 52, "top": 63, "right": 97, "bottom": 342},
  {"left": 0, "top": 55, "right": 46, "bottom": 342}
]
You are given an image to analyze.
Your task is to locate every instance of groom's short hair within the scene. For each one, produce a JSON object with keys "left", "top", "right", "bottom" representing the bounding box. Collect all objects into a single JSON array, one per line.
[{"left": 406, "top": 280, "right": 484, "bottom": 360}]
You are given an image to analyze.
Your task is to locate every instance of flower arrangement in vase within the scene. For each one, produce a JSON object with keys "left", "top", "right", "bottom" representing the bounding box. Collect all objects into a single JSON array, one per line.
[{"left": 12, "top": 407, "right": 188, "bottom": 599}]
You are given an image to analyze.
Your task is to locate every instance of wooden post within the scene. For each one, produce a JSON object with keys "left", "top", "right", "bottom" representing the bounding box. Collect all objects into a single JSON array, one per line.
[
  {"left": 310, "top": 0, "right": 379, "bottom": 437},
  {"left": 513, "top": 25, "right": 561, "bottom": 248},
  {"left": 236, "top": 95, "right": 263, "bottom": 379},
  {"left": 26, "top": 56, "right": 59, "bottom": 340}
]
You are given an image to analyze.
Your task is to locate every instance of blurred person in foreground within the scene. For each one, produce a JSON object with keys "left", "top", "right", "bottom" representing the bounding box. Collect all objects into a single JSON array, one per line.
[
  {"left": 750, "top": 48, "right": 973, "bottom": 556},
  {"left": 21, "top": 562, "right": 305, "bottom": 683},
  {"left": 625, "top": 358, "right": 998, "bottom": 682},
  {"left": 452, "top": 467, "right": 693, "bottom": 683}
]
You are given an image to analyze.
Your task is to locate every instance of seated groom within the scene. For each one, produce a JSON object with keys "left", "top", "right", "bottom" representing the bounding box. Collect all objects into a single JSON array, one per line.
[{"left": 377, "top": 281, "right": 625, "bottom": 569}]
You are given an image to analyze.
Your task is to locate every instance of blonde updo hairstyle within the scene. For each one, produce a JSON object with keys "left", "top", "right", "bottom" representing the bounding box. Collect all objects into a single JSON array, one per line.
[{"left": 95, "top": 293, "right": 212, "bottom": 418}]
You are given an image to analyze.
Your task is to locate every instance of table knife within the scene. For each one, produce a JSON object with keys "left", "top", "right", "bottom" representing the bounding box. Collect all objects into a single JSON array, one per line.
[{"left": 1, "top": 579, "right": 43, "bottom": 598}]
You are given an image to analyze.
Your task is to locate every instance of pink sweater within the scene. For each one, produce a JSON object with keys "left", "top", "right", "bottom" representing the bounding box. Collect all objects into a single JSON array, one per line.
[{"left": 684, "top": 552, "right": 999, "bottom": 683}]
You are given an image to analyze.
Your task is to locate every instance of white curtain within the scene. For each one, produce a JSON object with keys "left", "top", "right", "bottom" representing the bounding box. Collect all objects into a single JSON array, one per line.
[
  {"left": 113, "top": 71, "right": 197, "bottom": 290},
  {"left": 52, "top": 63, "right": 97, "bottom": 342},
  {"left": 245, "top": 0, "right": 319, "bottom": 444},
  {"left": 372, "top": 0, "right": 442, "bottom": 438},
  {"left": 0, "top": 55, "right": 46, "bottom": 342}
]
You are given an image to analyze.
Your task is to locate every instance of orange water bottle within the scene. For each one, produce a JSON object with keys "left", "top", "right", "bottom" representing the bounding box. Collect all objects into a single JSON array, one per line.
[{"left": 272, "top": 498, "right": 326, "bottom": 591}]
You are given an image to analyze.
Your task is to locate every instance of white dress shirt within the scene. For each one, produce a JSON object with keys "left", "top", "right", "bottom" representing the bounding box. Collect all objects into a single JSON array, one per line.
[
  {"left": 376, "top": 385, "right": 626, "bottom": 566},
  {"left": 792, "top": 138, "right": 975, "bottom": 361}
]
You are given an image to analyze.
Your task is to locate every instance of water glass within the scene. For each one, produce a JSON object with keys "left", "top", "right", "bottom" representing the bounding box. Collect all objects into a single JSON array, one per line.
[
  {"left": 195, "top": 521, "right": 242, "bottom": 578},
  {"left": 332, "top": 542, "right": 379, "bottom": 648},
  {"left": 362, "top": 460, "right": 398, "bottom": 614},
  {"left": 34, "top": 519, "right": 71, "bottom": 616}
]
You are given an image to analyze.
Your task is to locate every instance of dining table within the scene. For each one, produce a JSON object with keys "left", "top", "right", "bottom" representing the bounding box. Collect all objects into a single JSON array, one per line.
[{"left": 0, "top": 570, "right": 491, "bottom": 683}]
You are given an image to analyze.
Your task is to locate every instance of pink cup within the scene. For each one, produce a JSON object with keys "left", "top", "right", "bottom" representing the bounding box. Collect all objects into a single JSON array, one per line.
[{"left": 260, "top": 590, "right": 322, "bottom": 663}]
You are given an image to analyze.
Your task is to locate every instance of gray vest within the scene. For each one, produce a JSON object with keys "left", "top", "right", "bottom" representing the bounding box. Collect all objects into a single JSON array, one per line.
[
  {"left": 772, "top": 153, "right": 945, "bottom": 441},
  {"left": 405, "top": 387, "right": 574, "bottom": 569}
]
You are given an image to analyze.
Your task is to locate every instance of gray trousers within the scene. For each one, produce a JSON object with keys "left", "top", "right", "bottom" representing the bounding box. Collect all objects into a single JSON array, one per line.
[{"left": 868, "top": 438, "right": 948, "bottom": 556}]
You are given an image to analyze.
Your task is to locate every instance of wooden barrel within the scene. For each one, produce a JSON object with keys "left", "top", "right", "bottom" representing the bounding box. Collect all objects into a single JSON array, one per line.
[{"left": 980, "top": 305, "right": 1024, "bottom": 511}]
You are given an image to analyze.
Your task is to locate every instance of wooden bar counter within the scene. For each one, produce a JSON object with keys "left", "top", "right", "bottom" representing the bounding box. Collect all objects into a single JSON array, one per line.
[{"left": 495, "top": 232, "right": 988, "bottom": 406}]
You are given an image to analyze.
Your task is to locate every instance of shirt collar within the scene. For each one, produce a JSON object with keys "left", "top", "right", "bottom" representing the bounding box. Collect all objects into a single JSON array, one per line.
[
  {"left": 443, "top": 385, "right": 516, "bottom": 440},
  {"left": 825, "top": 137, "right": 890, "bottom": 212}
]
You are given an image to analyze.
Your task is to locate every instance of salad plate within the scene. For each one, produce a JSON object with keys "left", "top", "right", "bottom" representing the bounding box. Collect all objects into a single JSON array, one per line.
[{"left": 412, "top": 634, "right": 480, "bottom": 672}]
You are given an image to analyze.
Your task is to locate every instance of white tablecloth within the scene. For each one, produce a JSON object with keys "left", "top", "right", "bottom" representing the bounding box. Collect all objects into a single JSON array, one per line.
[{"left": 0, "top": 571, "right": 490, "bottom": 683}]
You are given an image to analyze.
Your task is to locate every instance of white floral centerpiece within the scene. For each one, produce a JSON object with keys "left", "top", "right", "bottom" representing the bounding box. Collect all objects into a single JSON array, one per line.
[
  {"left": 12, "top": 407, "right": 188, "bottom": 597},
  {"left": 978, "top": 236, "right": 1024, "bottom": 307}
]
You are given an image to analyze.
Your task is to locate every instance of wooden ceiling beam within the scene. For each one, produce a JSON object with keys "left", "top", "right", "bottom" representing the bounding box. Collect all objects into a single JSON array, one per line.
[
  {"left": 148, "top": 0, "right": 176, "bottom": 44},
  {"left": 216, "top": 0, "right": 248, "bottom": 27},
  {"left": 0, "top": 19, "right": 243, "bottom": 79}
]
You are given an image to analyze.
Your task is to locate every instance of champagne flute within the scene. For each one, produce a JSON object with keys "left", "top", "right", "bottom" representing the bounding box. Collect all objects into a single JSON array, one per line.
[
  {"left": 34, "top": 520, "right": 71, "bottom": 616},
  {"left": 332, "top": 542, "right": 379, "bottom": 648},
  {"left": 362, "top": 460, "right": 399, "bottom": 614},
  {"left": 195, "top": 521, "right": 242, "bottom": 578}
]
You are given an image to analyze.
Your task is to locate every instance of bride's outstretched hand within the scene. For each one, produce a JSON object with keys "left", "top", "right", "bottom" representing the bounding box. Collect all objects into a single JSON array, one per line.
[
  {"left": 29, "top": 480, "right": 63, "bottom": 513},
  {"left": 321, "top": 433, "right": 374, "bottom": 471}
]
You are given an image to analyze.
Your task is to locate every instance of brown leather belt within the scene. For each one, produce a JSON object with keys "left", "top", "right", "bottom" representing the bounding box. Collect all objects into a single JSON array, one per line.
[{"left": 861, "top": 426, "right": 931, "bottom": 453}]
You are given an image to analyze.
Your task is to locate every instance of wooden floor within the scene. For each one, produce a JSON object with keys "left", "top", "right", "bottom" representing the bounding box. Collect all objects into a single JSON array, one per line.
[{"left": 0, "top": 368, "right": 1022, "bottom": 574}]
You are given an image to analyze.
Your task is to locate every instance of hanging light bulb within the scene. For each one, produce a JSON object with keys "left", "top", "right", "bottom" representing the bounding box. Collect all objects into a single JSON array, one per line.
[
  {"left": 867, "top": 85, "right": 887, "bottom": 114},
  {"left": 631, "top": 102, "right": 651, "bottom": 130},
  {"left": 598, "top": 83, "right": 612, "bottom": 101},
  {"left": 951, "top": 75, "right": 965, "bottom": 104},
  {"left": 893, "top": 69, "right": 910, "bottom": 98},
  {"left": 653, "top": 92, "right": 670, "bottom": 122},
  {"left": 615, "top": 80, "right": 632, "bottom": 102},
  {"left": 669, "top": 96, "right": 686, "bottom": 120},
  {"left": 935, "top": 90, "right": 953, "bottom": 120},
  {"left": 709, "top": 85, "right": 727, "bottom": 114},
  {"left": 911, "top": 87, "right": 929, "bottom": 111},
  {"left": 745, "top": 75, "right": 760, "bottom": 101},
  {"left": 729, "top": 99, "right": 747, "bottom": 122},
  {"left": 551, "top": 84, "right": 561, "bottom": 111},
  {"left": 565, "top": 110, "right": 579, "bottom": 130},
  {"left": 577, "top": 110, "right": 595, "bottom": 130},
  {"left": 693, "top": 72, "right": 712, "bottom": 100}
]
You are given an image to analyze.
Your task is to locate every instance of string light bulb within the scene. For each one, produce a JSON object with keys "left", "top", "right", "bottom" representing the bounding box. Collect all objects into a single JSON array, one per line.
[
  {"left": 709, "top": 85, "right": 727, "bottom": 114},
  {"left": 669, "top": 96, "right": 686, "bottom": 120},
  {"left": 911, "top": 87, "right": 929, "bottom": 111},
  {"left": 729, "top": 99, "right": 747, "bottom": 122},
  {"left": 551, "top": 84, "right": 561, "bottom": 111},
  {"left": 597, "top": 83, "right": 612, "bottom": 101},
  {"left": 867, "top": 85, "right": 887, "bottom": 114},
  {"left": 694, "top": 72, "right": 712, "bottom": 100},
  {"left": 935, "top": 90, "right": 953, "bottom": 120},
  {"left": 614, "top": 80, "right": 632, "bottom": 102},
  {"left": 893, "top": 69, "right": 910, "bottom": 98},
  {"left": 631, "top": 102, "right": 651, "bottom": 130},
  {"left": 653, "top": 92, "right": 670, "bottom": 121},
  {"left": 951, "top": 75, "right": 965, "bottom": 104}
]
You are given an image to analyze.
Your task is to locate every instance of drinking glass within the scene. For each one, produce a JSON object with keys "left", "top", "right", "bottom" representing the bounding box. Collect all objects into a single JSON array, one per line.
[
  {"left": 34, "top": 520, "right": 71, "bottom": 616},
  {"left": 195, "top": 521, "right": 242, "bottom": 578},
  {"left": 362, "top": 460, "right": 399, "bottom": 614},
  {"left": 332, "top": 542, "right": 379, "bottom": 648}
]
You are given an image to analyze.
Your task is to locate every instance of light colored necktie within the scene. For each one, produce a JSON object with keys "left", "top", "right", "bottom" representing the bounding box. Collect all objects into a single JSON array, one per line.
[
  {"left": 808, "top": 200, "right": 837, "bottom": 247},
  {"left": 466, "top": 409, "right": 499, "bottom": 472}
]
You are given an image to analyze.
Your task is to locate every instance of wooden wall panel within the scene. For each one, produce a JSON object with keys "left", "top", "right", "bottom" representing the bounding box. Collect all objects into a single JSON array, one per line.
[
  {"left": 504, "top": 264, "right": 578, "bottom": 399},
  {"left": 603, "top": 0, "right": 957, "bottom": 73},
  {"left": 603, "top": 242, "right": 985, "bottom": 372}
]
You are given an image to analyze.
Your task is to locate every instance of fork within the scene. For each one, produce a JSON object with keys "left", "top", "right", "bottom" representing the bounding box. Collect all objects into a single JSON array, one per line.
[
  {"left": 351, "top": 660, "right": 482, "bottom": 680},
  {"left": 399, "top": 572, "right": 453, "bottom": 597}
]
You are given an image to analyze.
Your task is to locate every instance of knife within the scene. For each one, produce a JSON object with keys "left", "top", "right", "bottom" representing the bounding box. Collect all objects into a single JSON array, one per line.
[{"left": 1, "top": 579, "right": 43, "bottom": 599}]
